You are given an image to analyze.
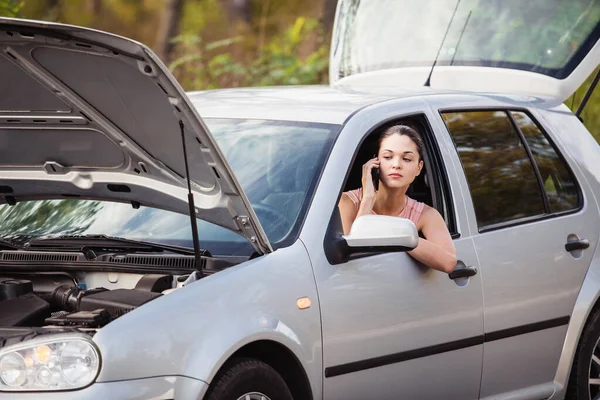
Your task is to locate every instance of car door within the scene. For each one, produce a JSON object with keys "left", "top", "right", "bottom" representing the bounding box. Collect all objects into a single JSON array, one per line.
[
  {"left": 303, "top": 105, "right": 485, "bottom": 400},
  {"left": 437, "top": 106, "right": 600, "bottom": 399}
]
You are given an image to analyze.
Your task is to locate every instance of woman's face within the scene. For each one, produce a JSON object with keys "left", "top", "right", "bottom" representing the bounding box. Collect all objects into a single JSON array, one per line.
[{"left": 378, "top": 133, "right": 423, "bottom": 189}]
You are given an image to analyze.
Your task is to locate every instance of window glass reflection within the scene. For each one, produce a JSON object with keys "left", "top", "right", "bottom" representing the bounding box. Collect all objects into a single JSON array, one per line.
[
  {"left": 442, "top": 111, "right": 545, "bottom": 228},
  {"left": 511, "top": 111, "right": 580, "bottom": 212}
]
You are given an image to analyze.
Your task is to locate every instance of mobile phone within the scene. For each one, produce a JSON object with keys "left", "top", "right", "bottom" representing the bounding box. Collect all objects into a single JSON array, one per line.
[{"left": 371, "top": 155, "right": 379, "bottom": 191}]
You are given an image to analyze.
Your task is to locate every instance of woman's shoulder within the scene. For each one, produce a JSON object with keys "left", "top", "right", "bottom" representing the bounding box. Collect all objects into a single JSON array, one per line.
[
  {"left": 407, "top": 196, "right": 426, "bottom": 212},
  {"left": 406, "top": 198, "right": 437, "bottom": 229},
  {"left": 417, "top": 203, "right": 444, "bottom": 226},
  {"left": 343, "top": 188, "right": 363, "bottom": 205},
  {"left": 419, "top": 203, "right": 438, "bottom": 218}
]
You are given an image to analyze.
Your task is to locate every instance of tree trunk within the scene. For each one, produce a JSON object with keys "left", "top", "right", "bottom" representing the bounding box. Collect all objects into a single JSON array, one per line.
[
  {"left": 222, "top": 0, "right": 253, "bottom": 25},
  {"left": 85, "top": 0, "right": 102, "bottom": 15},
  {"left": 45, "top": 0, "right": 60, "bottom": 19},
  {"left": 155, "top": 0, "right": 184, "bottom": 62},
  {"left": 322, "top": 0, "right": 338, "bottom": 34}
]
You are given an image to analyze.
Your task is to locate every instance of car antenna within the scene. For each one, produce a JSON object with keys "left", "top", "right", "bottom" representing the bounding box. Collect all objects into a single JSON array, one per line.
[
  {"left": 424, "top": 0, "right": 461, "bottom": 87},
  {"left": 450, "top": 10, "right": 472, "bottom": 66},
  {"left": 575, "top": 68, "right": 600, "bottom": 122},
  {"left": 179, "top": 120, "right": 204, "bottom": 273}
]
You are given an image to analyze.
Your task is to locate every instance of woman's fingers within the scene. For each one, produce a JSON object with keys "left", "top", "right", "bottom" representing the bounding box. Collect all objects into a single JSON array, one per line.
[
  {"left": 363, "top": 157, "right": 379, "bottom": 171},
  {"left": 361, "top": 157, "right": 380, "bottom": 198}
]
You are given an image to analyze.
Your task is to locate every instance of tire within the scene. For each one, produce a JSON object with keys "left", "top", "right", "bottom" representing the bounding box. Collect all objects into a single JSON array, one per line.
[
  {"left": 205, "top": 358, "right": 294, "bottom": 400},
  {"left": 567, "top": 309, "right": 600, "bottom": 400}
]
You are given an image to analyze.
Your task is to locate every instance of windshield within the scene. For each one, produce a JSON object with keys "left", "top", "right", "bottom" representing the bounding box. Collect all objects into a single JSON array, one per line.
[
  {"left": 332, "top": 0, "right": 600, "bottom": 81},
  {"left": 0, "top": 118, "right": 338, "bottom": 256}
]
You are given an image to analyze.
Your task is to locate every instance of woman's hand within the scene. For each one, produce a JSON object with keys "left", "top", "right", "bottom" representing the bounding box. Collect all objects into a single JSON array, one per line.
[{"left": 358, "top": 157, "right": 379, "bottom": 215}]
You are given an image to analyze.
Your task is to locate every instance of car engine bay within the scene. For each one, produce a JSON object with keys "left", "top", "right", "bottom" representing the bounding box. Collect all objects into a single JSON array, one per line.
[{"left": 0, "top": 250, "right": 231, "bottom": 348}]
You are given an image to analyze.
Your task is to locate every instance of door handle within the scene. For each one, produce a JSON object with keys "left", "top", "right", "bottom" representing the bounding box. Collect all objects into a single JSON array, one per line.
[
  {"left": 449, "top": 266, "right": 478, "bottom": 280},
  {"left": 565, "top": 239, "right": 589, "bottom": 252}
]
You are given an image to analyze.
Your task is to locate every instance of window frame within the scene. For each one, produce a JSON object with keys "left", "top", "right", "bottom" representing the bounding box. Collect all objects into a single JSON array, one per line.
[
  {"left": 323, "top": 112, "right": 459, "bottom": 265},
  {"left": 438, "top": 107, "right": 584, "bottom": 233}
]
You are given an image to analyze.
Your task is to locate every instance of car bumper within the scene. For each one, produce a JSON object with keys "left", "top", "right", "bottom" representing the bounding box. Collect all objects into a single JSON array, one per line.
[{"left": 0, "top": 375, "right": 208, "bottom": 399}]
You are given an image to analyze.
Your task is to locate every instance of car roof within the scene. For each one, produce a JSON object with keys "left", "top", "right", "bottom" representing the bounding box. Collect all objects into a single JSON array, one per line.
[
  {"left": 188, "top": 85, "right": 558, "bottom": 125},
  {"left": 187, "top": 85, "right": 453, "bottom": 124}
]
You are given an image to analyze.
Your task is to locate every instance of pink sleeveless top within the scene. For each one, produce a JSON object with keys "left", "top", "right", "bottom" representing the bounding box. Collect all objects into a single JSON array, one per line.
[{"left": 344, "top": 188, "right": 425, "bottom": 227}]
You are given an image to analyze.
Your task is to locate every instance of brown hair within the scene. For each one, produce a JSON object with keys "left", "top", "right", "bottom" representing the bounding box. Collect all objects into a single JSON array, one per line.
[{"left": 377, "top": 125, "right": 423, "bottom": 161}]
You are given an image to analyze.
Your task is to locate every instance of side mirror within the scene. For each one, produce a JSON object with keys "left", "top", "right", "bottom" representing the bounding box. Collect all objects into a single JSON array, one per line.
[{"left": 343, "top": 214, "right": 419, "bottom": 251}]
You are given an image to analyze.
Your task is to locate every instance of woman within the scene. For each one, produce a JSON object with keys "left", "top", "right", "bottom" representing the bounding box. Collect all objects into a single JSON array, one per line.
[{"left": 338, "top": 125, "right": 457, "bottom": 273}]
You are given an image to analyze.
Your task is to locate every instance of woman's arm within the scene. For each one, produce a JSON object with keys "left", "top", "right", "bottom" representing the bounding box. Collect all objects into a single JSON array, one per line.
[
  {"left": 407, "top": 206, "right": 457, "bottom": 273},
  {"left": 338, "top": 194, "right": 358, "bottom": 235},
  {"left": 339, "top": 157, "right": 379, "bottom": 235}
]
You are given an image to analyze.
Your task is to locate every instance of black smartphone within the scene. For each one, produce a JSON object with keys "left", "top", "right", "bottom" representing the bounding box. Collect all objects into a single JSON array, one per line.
[{"left": 371, "top": 155, "right": 379, "bottom": 191}]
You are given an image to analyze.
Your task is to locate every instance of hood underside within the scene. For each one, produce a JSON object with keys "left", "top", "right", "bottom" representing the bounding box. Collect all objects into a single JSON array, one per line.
[{"left": 0, "top": 17, "right": 271, "bottom": 254}]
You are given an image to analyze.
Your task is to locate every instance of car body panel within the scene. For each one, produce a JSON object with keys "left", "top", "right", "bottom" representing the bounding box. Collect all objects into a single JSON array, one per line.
[
  {"left": 533, "top": 104, "right": 600, "bottom": 399},
  {"left": 298, "top": 96, "right": 487, "bottom": 399},
  {"left": 89, "top": 240, "right": 322, "bottom": 399},
  {"left": 426, "top": 95, "right": 600, "bottom": 399},
  {"left": 187, "top": 86, "right": 398, "bottom": 124},
  {"left": 0, "top": 376, "right": 208, "bottom": 400}
]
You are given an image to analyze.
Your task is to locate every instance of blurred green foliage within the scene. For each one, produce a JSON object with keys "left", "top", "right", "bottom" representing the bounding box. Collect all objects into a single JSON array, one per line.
[
  {"left": 567, "top": 66, "right": 600, "bottom": 143},
  {"left": 0, "top": 0, "right": 23, "bottom": 17},
  {"left": 170, "top": 16, "right": 328, "bottom": 89},
  {"left": 3, "top": 0, "right": 330, "bottom": 90}
]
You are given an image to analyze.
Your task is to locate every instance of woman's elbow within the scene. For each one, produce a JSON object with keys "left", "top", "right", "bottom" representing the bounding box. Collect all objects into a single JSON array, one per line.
[{"left": 440, "top": 254, "right": 457, "bottom": 274}]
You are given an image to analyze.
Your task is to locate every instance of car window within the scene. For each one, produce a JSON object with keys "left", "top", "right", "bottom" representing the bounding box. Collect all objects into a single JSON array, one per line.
[
  {"left": 206, "top": 118, "right": 338, "bottom": 245},
  {"left": 511, "top": 111, "right": 581, "bottom": 213},
  {"left": 340, "top": 114, "right": 457, "bottom": 234},
  {"left": 441, "top": 110, "right": 546, "bottom": 229},
  {"left": 332, "top": 0, "right": 600, "bottom": 81}
]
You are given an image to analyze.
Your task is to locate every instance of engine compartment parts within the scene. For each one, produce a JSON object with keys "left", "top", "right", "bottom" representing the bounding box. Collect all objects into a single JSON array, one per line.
[
  {"left": 134, "top": 274, "right": 173, "bottom": 293},
  {"left": 0, "top": 279, "right": 34, "bottom": 301},
  {"left": 45, "top": 309, "right": 111, "bottom": 328},
  {"left": 0, "top": 272, "right": 170, "bottom": 331},
  {"left": 46, "top": 285, "right": 108, "bottom": 312},
  {"left": 0, "top": 294, "right": 50, "bottom": 327},
  {"left": 45, "top": 285, "right": 163, "bottom": 319},
  {"left": 78, "top": 289, "right": 162, "bottom": 317}
]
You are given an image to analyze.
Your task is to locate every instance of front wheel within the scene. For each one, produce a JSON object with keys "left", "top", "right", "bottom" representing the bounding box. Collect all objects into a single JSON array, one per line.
[
  {"left": 567, "top": 309, "right": 600, "bottom": 400},
  {"left": 205, "top": 358, "right": 293, "bottom": 400}
]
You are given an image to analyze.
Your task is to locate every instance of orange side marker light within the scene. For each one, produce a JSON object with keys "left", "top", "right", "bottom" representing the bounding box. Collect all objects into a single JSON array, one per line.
[{"left": 296, "top": 297, "right": 312, "bottom": 310}]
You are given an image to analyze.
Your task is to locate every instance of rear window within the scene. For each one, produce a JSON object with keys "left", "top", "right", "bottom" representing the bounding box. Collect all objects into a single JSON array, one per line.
[
  {"left": 442, "top": 110, "right": 581, "bottom": 230},
  {"left": 332, "top": 0, "right": 600, "bottom": 80},
  {"left": 442, "top": 111, "right": 545, "bottom": 228},
  {"left": 511, "top": 111, "right": 580, "bottom": 213}
]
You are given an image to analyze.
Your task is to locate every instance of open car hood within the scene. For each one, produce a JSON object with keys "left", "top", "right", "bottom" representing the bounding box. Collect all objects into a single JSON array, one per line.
[
  {"left": 330, "top": 0, "right": 600, "bottom": 102},
  {"left": 0, "top": 17, "right": 271, "bottom": 254}
]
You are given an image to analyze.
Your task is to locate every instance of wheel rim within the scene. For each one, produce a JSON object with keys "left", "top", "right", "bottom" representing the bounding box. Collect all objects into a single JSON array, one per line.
[
  {"left": 236, "top": 393, "right": 272, "bottom": 400},
  {"left": 589, "top": 334, "right": 600, "bottom": 399}
]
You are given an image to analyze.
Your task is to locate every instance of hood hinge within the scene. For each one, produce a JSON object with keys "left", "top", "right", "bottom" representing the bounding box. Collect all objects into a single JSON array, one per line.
[{"left": 236, "top": 215, "right": 259, "bottom": 248}]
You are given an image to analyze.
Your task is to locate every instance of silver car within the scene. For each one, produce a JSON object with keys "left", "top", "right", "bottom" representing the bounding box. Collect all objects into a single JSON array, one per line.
[{"left": 1, "top": 1, "right": 600, "bottom": 399}]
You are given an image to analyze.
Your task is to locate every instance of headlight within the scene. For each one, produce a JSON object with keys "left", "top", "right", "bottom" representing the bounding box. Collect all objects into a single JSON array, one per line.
[{"left": 0, "top": 334, "right": 100, "bottom": 391}]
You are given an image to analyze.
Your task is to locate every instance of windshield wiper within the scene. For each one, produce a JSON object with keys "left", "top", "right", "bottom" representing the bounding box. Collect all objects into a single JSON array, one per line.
[
  {"left": 0, "top": 237, "right": 21, "bottom": 250},
  {"left": 25, "top": 235, "right": 209, "bottom": 257}
]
